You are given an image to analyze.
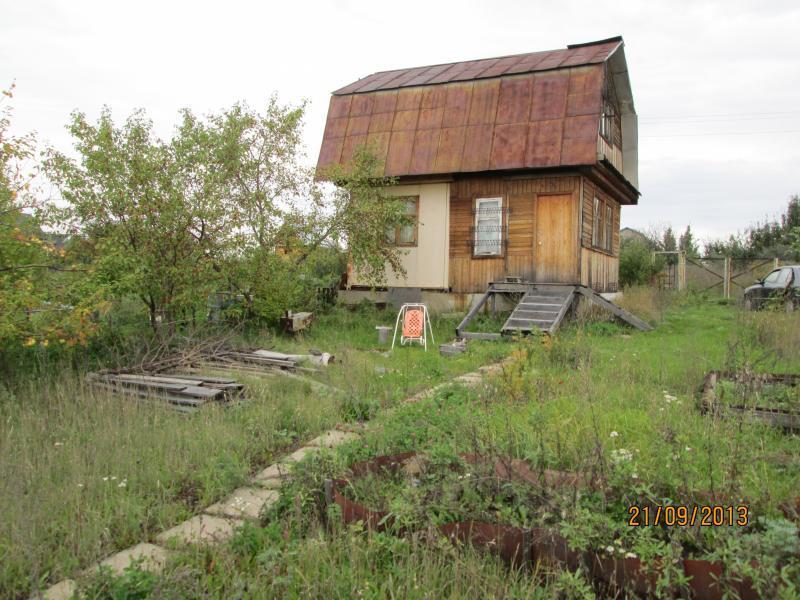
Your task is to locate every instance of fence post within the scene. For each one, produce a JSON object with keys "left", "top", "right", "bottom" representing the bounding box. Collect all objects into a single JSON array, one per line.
[
  {"left": 774, "top": 257, "right": 780, "bottom": 270},
  {"left": 678, "top": 252, "right": 686, "bottom": 291},
  {"left": 723, "top": 256, "right": 731, "bottom": 298}
]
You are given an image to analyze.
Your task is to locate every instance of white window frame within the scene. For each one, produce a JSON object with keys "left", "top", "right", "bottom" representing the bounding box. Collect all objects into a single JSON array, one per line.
[{"left": 473, "top": 196, "right": 503, "bottom": 257}]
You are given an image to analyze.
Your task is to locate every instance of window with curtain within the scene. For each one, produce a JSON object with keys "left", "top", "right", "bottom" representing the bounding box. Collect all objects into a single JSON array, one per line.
[{"left": 474, "top": 197, "right": 503, "bottom": 256}]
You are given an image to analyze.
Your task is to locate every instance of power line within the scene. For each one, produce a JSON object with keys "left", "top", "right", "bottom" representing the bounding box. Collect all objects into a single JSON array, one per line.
[
  {"left": 641, "top": 129, "right": 800, "bottom": 138},
  {"left": 640, "top": 110, "right": 800, "bottom": 121},
  {"left": 640, "top": 115, "right": 800, "bottom": 125}
]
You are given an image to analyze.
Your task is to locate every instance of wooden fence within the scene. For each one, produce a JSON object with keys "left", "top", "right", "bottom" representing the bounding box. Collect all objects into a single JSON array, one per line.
[{"left": 655, "top": 252, "right": 781, "bottom": 298}]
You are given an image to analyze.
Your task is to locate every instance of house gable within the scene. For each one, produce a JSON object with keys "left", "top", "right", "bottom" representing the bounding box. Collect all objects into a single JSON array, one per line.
[{"left": 317, "top": 37, "right": 638, "bottom": 196}]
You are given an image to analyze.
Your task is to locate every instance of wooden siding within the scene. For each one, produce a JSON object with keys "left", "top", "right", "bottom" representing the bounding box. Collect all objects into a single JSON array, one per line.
[
  {"left": 580, "top": 248, "right": 619, "bottom": 292},
  {"left": 580, "top": 176, "right": 620, "bottom": 291},
  {"left": 449, "top": 175, "right": 580, "bottom": 292},
  {"left": 581, "top": 177, "right": 620, "bottom": 255}
]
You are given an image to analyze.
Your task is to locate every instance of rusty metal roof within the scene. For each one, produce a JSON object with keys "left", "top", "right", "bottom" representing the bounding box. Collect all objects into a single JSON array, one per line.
[
  {"left": 333, "top": 38, "right": 621, "bottom": 95},
  {"left": 317, "top": 38, "right": 625, "bottom": 178}
]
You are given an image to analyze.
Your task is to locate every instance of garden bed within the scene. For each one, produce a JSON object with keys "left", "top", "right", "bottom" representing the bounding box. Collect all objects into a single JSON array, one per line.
[
  {"left": 326, "top": 452, "right": 797, "bottom": 599},
  {"left": 701, "top": 371, "right": 800, "bottom": 430}
]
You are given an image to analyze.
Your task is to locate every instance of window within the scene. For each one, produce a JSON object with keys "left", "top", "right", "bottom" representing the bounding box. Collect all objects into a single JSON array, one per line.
[
  {"left": 776, "top": 268, "right": 793, "bottom": 286},
  {"left": 763, "top": 270, "right": 781, "bottom": 285},
  {"left": 387, "top": 197, "right": 418, "bottom": 246},
  {"left": 474, "top": 197, "right": 503, "bottom": 256},
  {"left": 592, "top": 197, "right": 601, "bottom": 247},
  {"left": 600, "top": 98, "right": 615, "bottom": 142},
  {"left": 592, "top": 196, "right": 615, "bottom": 253}
]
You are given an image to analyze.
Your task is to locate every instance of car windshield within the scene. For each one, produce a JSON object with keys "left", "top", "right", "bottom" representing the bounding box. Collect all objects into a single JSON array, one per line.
[{"left": 763, "top": 270, "right": 781, "bottom": 284}]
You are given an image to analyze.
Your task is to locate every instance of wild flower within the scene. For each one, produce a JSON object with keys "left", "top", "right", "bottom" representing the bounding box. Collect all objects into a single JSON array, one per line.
[
  {"left": 610, "top": 431, "right": 619, "bottom": 438},
  {"left": 685, "top": 446, "right": 692, "bottom": 452},
  {"left": 102, "top": 476, "right": 109, "bottom": 481},
  {"left": 625, "top": 552, "right": 637, "bottom": 559},
  {"left": 610, "top": 448, "right": 633, "bottom": 463},
  {"left": 118, "top": 480, "right": 127, "bottom": 488},
  {"left": 54, "top": 442, "right": 64, "bottom": 447}
]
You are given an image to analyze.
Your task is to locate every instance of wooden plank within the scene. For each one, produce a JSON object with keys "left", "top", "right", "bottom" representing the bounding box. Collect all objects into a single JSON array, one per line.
[
  {"left": 576, "top": 286, "right": 652, "bottom": 331},
  {"left": 460, "top": 331, "right": 503, "bottom": 341},
  {"left": 162, "top": 374, "right": 237, "bottom": 384},
  {"left": 547, "top": 290, "right": 575, "bottom": 334},
  {"left": 456, "top": 288, "right": 494, "bottom": 337},
  {"left": 112, "top": 374, "right": 207, "bottom": 386}
]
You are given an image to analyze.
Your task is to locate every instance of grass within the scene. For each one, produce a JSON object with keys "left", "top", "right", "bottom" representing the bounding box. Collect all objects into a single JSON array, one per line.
[
  {"left": 83, "top": 295, "right": 800, "bottom": 598},
  {"left": 0, "top": 305, "right": 510, "bottom": 598},
  {"left": 8, "top": 296, "right": 800, "bottom": 598}
]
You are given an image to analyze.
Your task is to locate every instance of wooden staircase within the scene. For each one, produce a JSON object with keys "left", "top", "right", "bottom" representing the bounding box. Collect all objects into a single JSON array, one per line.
[
  {"left": 456, "top": 282, "right": 652, "bottom": 340},
  {"left": 501, "top": 286, "right": 574, "bottom": 335}
]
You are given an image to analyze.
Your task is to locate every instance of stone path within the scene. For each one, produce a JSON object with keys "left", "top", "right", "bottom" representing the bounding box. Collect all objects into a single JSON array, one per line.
[{"left": 35, "top": 360, "right": 509, "bottom": 599}]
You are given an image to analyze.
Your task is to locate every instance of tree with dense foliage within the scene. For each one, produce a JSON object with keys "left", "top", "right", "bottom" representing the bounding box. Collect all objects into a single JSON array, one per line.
[
  {"left": 706, "top": 196, "right": 800, "bottom": 260},
  {"left": 44, "top": 100, "right": 413, "bottom": 335},
  {"left": 0, "top": 86, "right": 95, "bottom": 353},
  {"left": 678, "top": 225, "right": 699, "bottom": 258}
]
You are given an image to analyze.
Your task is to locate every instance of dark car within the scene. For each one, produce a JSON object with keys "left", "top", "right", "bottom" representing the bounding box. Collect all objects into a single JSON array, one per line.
[{"left": 743, "top": 265, "right": 800, "bottom": 311}]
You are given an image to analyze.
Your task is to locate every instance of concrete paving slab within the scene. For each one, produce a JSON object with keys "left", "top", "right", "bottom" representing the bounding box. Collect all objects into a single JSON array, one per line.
[
  {"left": 204, "top": 487, "right": 279, "bottom": 521},
  {"left": 253, "top": 462, "right": 289, "bottom": 483},
  {"left": 307, "top": 430, "right": 359, "bottom": 448},
  {"left": 155, "top": 514, "right": 238, "bottom": 545},
  {"left": 282, "top": 446, "right": 318, "bottom": 463},
  {"left": 36, "top": 579, "right": 76, "bottom": 600},
  {"left": 94, "top": 542, "right": 168, "bottom": 575}
]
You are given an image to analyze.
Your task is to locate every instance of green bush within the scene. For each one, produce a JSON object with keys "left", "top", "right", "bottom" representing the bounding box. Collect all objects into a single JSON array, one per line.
[{"left": 619, "top": 239, "right": 664, "bottom": 287}]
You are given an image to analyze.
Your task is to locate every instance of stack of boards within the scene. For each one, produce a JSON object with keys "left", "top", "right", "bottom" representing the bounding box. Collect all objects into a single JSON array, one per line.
[
  {"left": 88, "top": 349, "right": 333, "bottom": 413},
  {"left": 88, "top": 373, "right": 244, "bottom": 413}
]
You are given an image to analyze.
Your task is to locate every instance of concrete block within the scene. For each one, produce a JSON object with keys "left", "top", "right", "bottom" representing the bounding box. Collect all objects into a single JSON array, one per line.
[
  {"left": 36, "top": 579, "right": 76, "bottom": 600},
  {"left": 282, "top": 446, "right": 318, "bottom": 463},
  {"left": 253, "top": 463, "right": 289, "bottom": 483},
  {"left": 204, "top": 487, "right": 279, "bottom": 521},
  {"left": 307, "top": 430, "right": 359, "bottom": 448},
  {"left": 95, "top": 542, "right": 168, "bottom": 575},
  {"left": 156, "top": 514, "right": 238, "bottom": 545}
]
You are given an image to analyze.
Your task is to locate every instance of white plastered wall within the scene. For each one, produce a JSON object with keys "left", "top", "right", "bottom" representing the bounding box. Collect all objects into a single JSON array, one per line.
[{"left": 350, "top": 182, "right": 450, "bottom": 289}]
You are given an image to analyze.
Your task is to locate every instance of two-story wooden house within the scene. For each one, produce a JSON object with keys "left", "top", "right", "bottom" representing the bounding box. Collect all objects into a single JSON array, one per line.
[{"left": 317, "top": 36, "right": 640, "bottom": 317}]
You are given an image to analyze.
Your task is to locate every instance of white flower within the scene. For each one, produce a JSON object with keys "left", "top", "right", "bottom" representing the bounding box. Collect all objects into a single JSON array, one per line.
[
  {"left": 77, "top": 483, "right": 84, "bottom": 488},
  {"left": 111, "top": 476, "right": 117, "bottom": 480},
  {"left": 118, "top": 481, "right": 126, "bottom": 488},
  {"left": 102, "top": 476, "right": 109, "bottom": 481},
  {"left": 54, "top": 442, "right": 64, "bottom": 447},
  {"left": 610, "top": 431, "right": 619, "bottom": 438},
  {"left": 685, "top": 446, "right": 692, "bottom": 452},
  {"left": 632, "top": 472, "right": 638, "bottom": 478},
  {"left": 605, "top": 545, "right": 615, "bottom": 554},
  {"left": 610, "top": 449, "right": 633, "bottom": 463},
  {"left": 625, "top": 552, "right": 637, "bottom": 559}
]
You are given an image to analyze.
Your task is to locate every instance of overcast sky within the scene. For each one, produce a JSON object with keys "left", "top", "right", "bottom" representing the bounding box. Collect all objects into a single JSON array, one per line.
[{"left": 3, "top": 0, "right": 799, "bottom": 246}]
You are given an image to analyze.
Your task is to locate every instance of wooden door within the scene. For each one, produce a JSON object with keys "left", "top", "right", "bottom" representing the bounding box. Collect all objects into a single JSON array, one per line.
[{"left": 534, "top": 193, "right": 578, "bottom": 283}]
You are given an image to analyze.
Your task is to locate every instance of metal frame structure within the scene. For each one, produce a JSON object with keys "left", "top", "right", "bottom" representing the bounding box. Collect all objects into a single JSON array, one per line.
[{"left": 391, "top": 303, "right": 435, "bottom": 351}]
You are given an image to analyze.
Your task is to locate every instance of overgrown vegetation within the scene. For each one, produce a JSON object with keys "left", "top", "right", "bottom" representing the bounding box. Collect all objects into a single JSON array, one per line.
[
  {"left": 49, "top": 298, "right": 800, "bottom": 599},
  {"left": 0, "top": 307, "right": 509, "bottom": 598}
]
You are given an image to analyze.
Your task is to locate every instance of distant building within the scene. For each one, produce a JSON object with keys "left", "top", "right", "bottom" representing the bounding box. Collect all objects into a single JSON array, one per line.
[{"left": 620, "top": 227, "right": 647, "bottom": 244}]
